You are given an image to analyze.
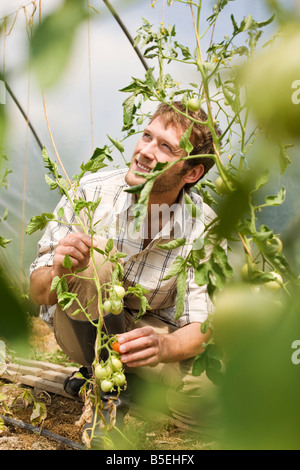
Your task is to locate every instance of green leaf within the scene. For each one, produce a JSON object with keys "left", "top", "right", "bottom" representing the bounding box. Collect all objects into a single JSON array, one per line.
[
  {"left": 175, "top": 268, "right": 187, "bottom": 320},
  {"left": 80, "top": 156, "right": 108, "bottom": 174},
  {"left": 257, "top": 14, "right": 275, "bottom": 28},
  {"left": 231, "top": 14, "right": 239, "bottom": 33},
  {"left": 57, "top": 207, "right": 64, "bottom": 219},
  {"left": 136, "top": 295, "right": 150, "bottom": 322},
  {"left": 192, "top": 353, "right": 206, "bottom": 376},
  {"left": 254, "top": 170, "right": 269, "bottom": 192},
  {"left": 109, "top": 252, "right": 128, "bottom": 262},
  {"left": 58, "top": 291, "right": 77, "bottom": 310},
  {"left": 131, "top": 179, "right": 155, "bottom": 230},
  {"left": 200, "top": 319, "right": 209, "bottom": 334},
  {"left": 45, "top": 173, "right": 58, "bottom": 190},
  {"left": 157, "top": 238, "right": 186, "bottom": 250},
  {"left": 279, "top": 144, "right": 292, "bottom": 175},
  {"left": 189, "top": 246, "right": 206, "bottom": 267},
  {"left": 205, "top": 362, "right": 223, "bottom": 385},
  {"left": 62, "top": 253, "right": 73, "bottom": 270},
  {"left": 90, "top": 145, "right": 113, "bottom": 162},
  {"left": 55, "top": 276, "right": 68, "bottom": 298},
  {"left": 264, "top": 187, "right": 286, "bottom": 207},
  {"left": 184, "top": 193, "right": 202, "bottom": 219},
  {"left": 206, "top": 343, "right": 223, "bottom": 361},
  {"left": 179, "top": 123, "right": 193, "bottom": 155},
  {"left": 107, "top": 135, "right": 124, "bottom": 153},
  {"left": 0, "top": 236, "right": 12, "bottom": 248},
  {"left": 73, "top": 197, "right": 101, "bottom": 215},
  {"left": 195, "top": 263, "right": 210, "bottom": 286},
  {"left": 241, "top": 14, "right": 253, "bottom": 32},
  {"left": 25, "top": 213, "right": 55, "bottom": 235},
  {"left": 212, "top": 245, "right": 233, "bottom": 279},
  {"left": 122, "top": 95, "right": 136, "bottom": 131},
  {"left": 30, "top": 401, "right": 47, "bottom": 426},
  {"left": 253, "top": 225, "right": 273, "bottom": 242},
  {"left": 163, "top": 256, "right": 186, "bottom": 280},
  {"left": 124, "top": 183, "right": 146, "bottom": 194},
  {"left": 105, "top": 238, "right": 114, "bottom": 254},
  {"left": 42, "top": 147, "right": 55, "bottom": 174},
  {"left": 93, "top": 247, "right": 105, "bottom": 256},
  {"left": 50, "top": 275, "right": 61, "bottom": 293}
]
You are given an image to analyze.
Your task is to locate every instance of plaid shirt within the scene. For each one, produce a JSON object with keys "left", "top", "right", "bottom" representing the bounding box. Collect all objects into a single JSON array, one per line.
[{"left": 30, "top": 168, "right": 217, "bottom": 328}]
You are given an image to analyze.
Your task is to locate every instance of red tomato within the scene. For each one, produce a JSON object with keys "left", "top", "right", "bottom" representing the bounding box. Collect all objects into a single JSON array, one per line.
[{"left": 112, "top": 341, "right": 121, "bottom": 353}]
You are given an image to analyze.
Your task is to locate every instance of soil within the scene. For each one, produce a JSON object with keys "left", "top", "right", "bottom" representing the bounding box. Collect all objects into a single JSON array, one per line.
[{"left": 0, "top": 317, "right": 216, "bottom": 451}]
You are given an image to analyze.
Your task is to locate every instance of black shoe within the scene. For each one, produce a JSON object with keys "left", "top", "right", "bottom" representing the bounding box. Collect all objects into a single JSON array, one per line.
[{"left": 63, "top": 366, "right": 91, "bottom": 397}]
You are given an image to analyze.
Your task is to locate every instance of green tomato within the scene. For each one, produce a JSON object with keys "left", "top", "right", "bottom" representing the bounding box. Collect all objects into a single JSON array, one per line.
[
  {"left": 241, "top": 263, "right": 257, "bottom": 281},
  {"left": 100, "top": 379, "right": 114, "bottom": 393},
  {"left": 264, "top": 272, "right": 283, "bottom": 292},
  {"left": 110, "top": 356, "right": 123, "bottom": 372},
  {"left": 103, "top": 300, "right": 112, "bottom": 313},
  {"left": 215, "top": 176, "right": 232, "bottom": 195},
  {"left": 113, "top": 373, "right": 126, "bottom": 387},
  {"left": 113, "top": 285, "right": 126, "bottom": 300},
  {"left": 267, "top": 237, "right": 283, "bottom": 255},
  {"left": 187, "top": 98, "right": 201, "bottom": 112},
  {"left": 94, "top": 363, "right": 112, "bottom": 381},
  {"left": 111, "top": 300, "right": 123, "bottom": 315}
]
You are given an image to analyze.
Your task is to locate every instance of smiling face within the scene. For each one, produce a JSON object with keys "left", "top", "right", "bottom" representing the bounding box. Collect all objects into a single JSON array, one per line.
[{"left": 125, "top": 116, "right": 200, "bottom": 204}]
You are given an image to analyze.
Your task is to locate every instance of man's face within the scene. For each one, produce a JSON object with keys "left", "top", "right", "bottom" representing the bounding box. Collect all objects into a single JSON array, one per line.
[{"left": 125, "top": 116, "right": 187, "bottom": 194}]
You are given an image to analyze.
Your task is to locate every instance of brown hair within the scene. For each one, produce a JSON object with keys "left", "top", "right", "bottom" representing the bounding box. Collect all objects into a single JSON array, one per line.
[{"left": 150, "top": 101, "right": 221, "bottom": 189}]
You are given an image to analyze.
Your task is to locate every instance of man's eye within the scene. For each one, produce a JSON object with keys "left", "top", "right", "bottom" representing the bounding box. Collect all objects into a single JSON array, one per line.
[{"left": 162, "top": 143, "right": 172, "bottom": 151}]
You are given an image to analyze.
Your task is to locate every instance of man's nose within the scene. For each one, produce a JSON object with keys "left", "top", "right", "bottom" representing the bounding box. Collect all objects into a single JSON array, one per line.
[{"left": 139, "top": 141, "right": 156, "bottom": 160}]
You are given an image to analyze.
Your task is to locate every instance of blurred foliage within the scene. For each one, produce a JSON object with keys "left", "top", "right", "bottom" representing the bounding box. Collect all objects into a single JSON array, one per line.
[
  {"left": 245, "top": 21, "right": 300, "bottom": 142},
  {"left": 31, "top": 0, "right": 89, "bottom": 88},
  {"left": 0, "top": 269, "right": 30, "bottom": 355},
  {"left": 212, "top": 283, "right": 300, "bottom": 449}
]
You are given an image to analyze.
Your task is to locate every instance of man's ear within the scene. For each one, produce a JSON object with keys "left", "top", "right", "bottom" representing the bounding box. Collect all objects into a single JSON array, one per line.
[{"left": 183, "top": 164, "right": 204, "bottom": 185}]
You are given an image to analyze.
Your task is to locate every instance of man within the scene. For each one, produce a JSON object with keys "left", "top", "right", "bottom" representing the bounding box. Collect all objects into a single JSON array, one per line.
[{"left": 29, "top": 101, "right": 219, "bottom": 440}]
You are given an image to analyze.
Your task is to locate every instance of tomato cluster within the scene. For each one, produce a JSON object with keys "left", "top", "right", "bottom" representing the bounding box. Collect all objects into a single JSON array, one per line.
[
  {"left": 94, "top": 351, "right": 126, "bottom": 393},
  {"left": 103, "top": 285, "right": 126, "bottom": 315}
]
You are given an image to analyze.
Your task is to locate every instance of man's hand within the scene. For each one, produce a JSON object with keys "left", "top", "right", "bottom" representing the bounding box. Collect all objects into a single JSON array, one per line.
[
  {"left": 117, "top": 327, "right": 163, "bottom": 368},
  {"left": 30, "top": 233, "right": 97, "bottom": 306},
  {"left": 117, "top": 322, "right": 211, "bottom": 367},
  {"left": 52, "top": 233, "right": 97, "bottom": 277}
]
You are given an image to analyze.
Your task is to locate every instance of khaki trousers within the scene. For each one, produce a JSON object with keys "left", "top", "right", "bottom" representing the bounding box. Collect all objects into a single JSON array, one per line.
[{"left": 53, "top": 238, "right": 217, "bottom": 431}]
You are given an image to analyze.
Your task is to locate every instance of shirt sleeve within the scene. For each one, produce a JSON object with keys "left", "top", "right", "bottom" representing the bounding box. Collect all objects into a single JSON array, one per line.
[
  {"left": 176, "top": 266, "right": 213, "bottom": 327},
  {"left": 176, "top": 202, "right": 226, "bottom": 327}
]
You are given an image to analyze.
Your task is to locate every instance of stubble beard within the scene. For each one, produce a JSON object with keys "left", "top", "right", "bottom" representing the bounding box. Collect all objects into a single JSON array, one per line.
[{"left": 125, "top": 157, "right": 186, "bottom": 194}]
